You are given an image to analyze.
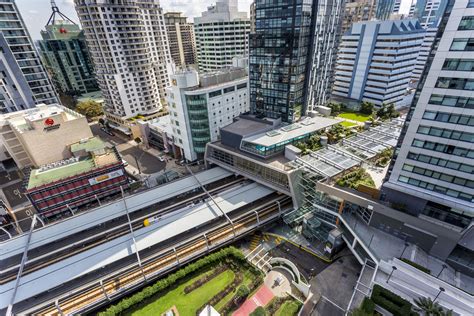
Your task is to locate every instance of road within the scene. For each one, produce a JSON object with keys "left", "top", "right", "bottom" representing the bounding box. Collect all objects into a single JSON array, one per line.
[{"left": 90, "top": 123, "right": 165, "bottom": 174}]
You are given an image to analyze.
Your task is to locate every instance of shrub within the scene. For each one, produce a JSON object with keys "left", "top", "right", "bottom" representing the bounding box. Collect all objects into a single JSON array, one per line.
[
  {"left": 98, "top": 247, "right": 245, "bottom": 316},
  {"left": 360, "top": 102, "right": 374, "bottom": 115},
  {"left": 250, "top": 306, "right": 266, "bottom": 316},
  {"left": 361, "top": 297, "right": 375, "bottom": 314},
  {"left": 336, "top": 168, "right": 375, "bottom": 189},
  {"left": 399, "top": 258, "right": 431, "bottom": 274},
  {"left": 371, "top": 284, "right": 413, "bottom": 316},
  {"left": 236, "top": 284, "right": 250, "bottom": 299}
]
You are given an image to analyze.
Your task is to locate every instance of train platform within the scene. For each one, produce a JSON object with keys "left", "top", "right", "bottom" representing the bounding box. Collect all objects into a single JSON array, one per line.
[
  {"left": 1, "top": 167, "right": 233, "bottom": 260},
  {"left": 0, "top": 181, "right": 276, "bottom": 310}
]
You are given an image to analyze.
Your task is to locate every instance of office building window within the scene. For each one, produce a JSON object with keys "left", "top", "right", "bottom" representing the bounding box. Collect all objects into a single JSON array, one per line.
[
  {"left": 398, "top": 175, "right": 473, "bottom": 202},
  {"left": 422, "top": 110, "right": 474, "bottom": 126},
  {"left": 429, "top": 94, "right": 474, "bottom": 109},
  {"left": 435, "top": 77, "right": 474, "bottom": 91},
  {"left": 469, "top": 0, "right": 474, "bottom": 7},
  {"left": 450, "top": 38, "right": 474, "bottom": 51},
  {"left": 442, "top": 59, "right": 474, "bottom": 71},
  {"left": 402, "top": 164, "right": 474, "bottom": 188},
  {"left": 417, "top": 125, "right": 474, "bottom": 143},
  {"left": 412, "top": 139, "right": 474, "bottom": 158},
  {"left": 406, "top": 152, "right": 474, "bottom": 174},
  {"left": 458, "top": 16, "right": 474, "bottom": 30}
]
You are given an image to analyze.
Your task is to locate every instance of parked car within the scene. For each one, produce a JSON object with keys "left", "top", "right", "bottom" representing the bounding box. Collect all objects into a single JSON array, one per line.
[{"left": 158, "top": 156, "right": 165, "bottom": 162}]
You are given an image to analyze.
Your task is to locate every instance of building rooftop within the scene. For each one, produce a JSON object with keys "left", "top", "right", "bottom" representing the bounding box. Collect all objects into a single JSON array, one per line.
[
  {"left": 243, "top": 116, "right": 341, "bottom": 147},
  {"left": 27, "top": 158, "right": 95, "bottom": 189},
  {"left": 147, "top": 115, "right": 173, "bottom": 135},
  {"left": 27, "top": 137, "right": 119, "bottom": 190},
  {"left": 220, "top": 116, "right": 274, "bottom": 137},
  {"left": 70, "top": 137, "right": 106, "bottom": 154},
  {"left": 1, "top": 104, "right": 83, "bottom": 132}
]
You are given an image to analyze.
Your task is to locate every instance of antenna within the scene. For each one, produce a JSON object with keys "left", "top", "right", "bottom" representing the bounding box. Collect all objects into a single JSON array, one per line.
[{"left": 45, "top": 0, "right": 77, "bottom": 27}]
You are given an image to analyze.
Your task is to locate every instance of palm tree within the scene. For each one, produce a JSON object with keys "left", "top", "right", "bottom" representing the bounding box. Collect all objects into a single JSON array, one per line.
[{"left": 414, "top": 297, "right": 452, "bottom": 316}]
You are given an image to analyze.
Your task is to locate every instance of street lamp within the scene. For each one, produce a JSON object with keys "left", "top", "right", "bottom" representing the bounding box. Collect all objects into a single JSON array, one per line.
[
  {"left": 437, "top": 264, "right": 447, "bottom": 278},
  {"left": 433, "top": 287, "right": 445, "bottom": 302},
  {"left": 400, "top": 242, "right": 410, "bottom": 259},
  {"left": 386, "top": 266, "right": 397, "bottom": 283}
]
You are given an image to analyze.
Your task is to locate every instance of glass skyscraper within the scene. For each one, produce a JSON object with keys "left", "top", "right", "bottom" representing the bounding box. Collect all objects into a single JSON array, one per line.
[
  {"left": 250, "top": 0, "right": 343, "bottom": 123},
  {"left": 250, "top": 0, "right": 314, "bottom": 123}
]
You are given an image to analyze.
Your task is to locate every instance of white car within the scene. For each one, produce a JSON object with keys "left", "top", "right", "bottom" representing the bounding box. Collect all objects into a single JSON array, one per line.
[
  {"left": 158, "top": 156, "right": 165, "bottom": 162},
  {"left": 122, "top": 159, "right": 129, "bottom": 166}
]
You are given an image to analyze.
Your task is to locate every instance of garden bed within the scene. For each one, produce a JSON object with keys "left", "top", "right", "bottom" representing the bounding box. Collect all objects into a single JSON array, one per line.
[
  {"left": 98, "top": 247, "right": 262, "bottom": 316},
  {"left": 336, "top": 168, "right": 375, "bottom": 189}
]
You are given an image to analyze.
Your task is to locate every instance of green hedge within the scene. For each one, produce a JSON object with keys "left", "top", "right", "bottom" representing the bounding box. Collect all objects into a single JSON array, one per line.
[
  {"left": 361, "top": 297, "right": 375, "bottom": 314},
  {"left": 371, "top": 284, "right": 414, "bottom": 316},
  {"left": 399, "top": 258, "right": 431, "bottom": 274},
  {"left": 98, "top": 247, "right": 245, "bottom": 316}
]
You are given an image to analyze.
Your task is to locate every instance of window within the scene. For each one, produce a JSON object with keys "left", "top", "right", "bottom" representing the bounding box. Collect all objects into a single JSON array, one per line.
[
  {"left": 237, "top": 83, "right": 247, "bottom": 90},
  {"left": 422, "top": 110, "right": 474, "bottom": 126},
  {"left": 442, "top": 59, "right": 474, "bottom": 71},
  {"left": 450, "top": 38, "right": 474, "bottom": 51},
  {"left": 411, "top": 139, "right": 474, "bottom": 158},
  {"left": 223, "top": 86, "right": 235, "bottom": 94},
  {"left": 209, "top": 90, "right": 222, "bottom": 98},
  {"left": 469, "top": 0, "right": 474, "bottom": 7},
  {"left": 458, "top": 16, "right": 474, "bottom": 30},
  {"left": 435, "top": 77, "right": 474, "bottom": 91}
]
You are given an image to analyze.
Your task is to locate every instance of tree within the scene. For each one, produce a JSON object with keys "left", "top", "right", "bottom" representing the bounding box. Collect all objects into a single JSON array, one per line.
[
  {"left": 75, "top": 100, "right": 103, "bottom": 118},
  {"left": 98, "top": 118, "right": 105, "bottom": 126},
  {"left": 134, "top": 137, "right": 142, "bottom": 145},
  {"left": 329, "top": 102, "right": 342, "bottom": 115},
  {"left": 360, "top": 101, "right": 374, "bottom": 115},
  {"left": 377, "top": 103, "right": 399, "bottom": 120},
  {"left": 414, "top": 297, "right": 452, "bottom": 316},
  {"left": 250, "top": 306, "right": 266, "bottom": 316},
  {"left": 236, "top": 284, "right": 250, "bottom": 299}
]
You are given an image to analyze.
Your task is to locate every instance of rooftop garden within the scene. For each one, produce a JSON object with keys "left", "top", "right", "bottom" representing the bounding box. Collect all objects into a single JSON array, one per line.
[
  {"left": 329, "top": 101, "right": 400, "bottom": 124},
  {"left": 336, "top": 168, "right": 375, "bottom": 189},
  {"left": 98, "top": 247, "right": 263, "bottom": 316},
  {"left": 294, "top": 124, "right": 358, "bottom": 154}
]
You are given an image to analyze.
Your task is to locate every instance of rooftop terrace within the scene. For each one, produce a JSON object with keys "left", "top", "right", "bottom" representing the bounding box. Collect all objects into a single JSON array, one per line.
[
  {"left": 243, "top": 116, "right": 341, "bottom": 147},
  {"left": 27, "top": 137, "right": 119, "bottom": 190}
]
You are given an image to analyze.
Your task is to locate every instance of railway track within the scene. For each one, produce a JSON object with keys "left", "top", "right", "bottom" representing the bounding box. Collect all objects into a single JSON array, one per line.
[
  {"left": 30, "top": 196, "right": 292, "bottom": 315},
  {"left": 0, "top": 178, "right": 247, "bottom": 284}
]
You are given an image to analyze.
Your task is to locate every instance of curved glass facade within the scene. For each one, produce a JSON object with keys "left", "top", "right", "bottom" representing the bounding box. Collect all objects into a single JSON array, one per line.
[{"left": 186, "top": 94, "right": 210, "bottom": 155}]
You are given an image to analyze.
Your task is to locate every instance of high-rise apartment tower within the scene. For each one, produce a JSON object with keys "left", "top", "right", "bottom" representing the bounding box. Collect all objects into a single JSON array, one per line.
[
  {"left": 194, "top": 0, "right": 250, "bottom": 72},
  {"left": 0, "top": 0, "right": 58, "bottom": 113},
  {"left": 39, "top": 2, "right": 98, "bottom": 96},
  {"left": 164, "top": 12, "right": 197, "bottom": 68},
  {"left": 74, "top": 0, "right": 172, "bottom": 121}
]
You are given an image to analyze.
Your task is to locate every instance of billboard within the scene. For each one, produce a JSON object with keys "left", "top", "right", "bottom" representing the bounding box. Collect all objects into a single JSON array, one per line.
[{"left": 88, "top": 169, "right": 124, "bottom": 185}]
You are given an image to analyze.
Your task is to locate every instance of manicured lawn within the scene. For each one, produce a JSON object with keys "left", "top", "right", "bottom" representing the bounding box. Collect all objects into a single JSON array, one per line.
[
  {"left": 132, "top": 269, "right": 235, "bottom": 316},
  {"left": 337, "top": 112, "right": 371, "bottom": 122},
  {"left": 339, "top": 121, "right": 357, "bottom": 127},
  {"left": 214, "top": 268, "right": 255, "bottom": 311},
  {"left": 275, "top": 300, "right": 301, "bottom": 316}
]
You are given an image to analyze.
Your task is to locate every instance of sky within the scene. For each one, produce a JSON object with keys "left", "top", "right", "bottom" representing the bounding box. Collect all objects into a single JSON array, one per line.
[{"left": 16, "top": 0, "right": 253, "bottom": 40}]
